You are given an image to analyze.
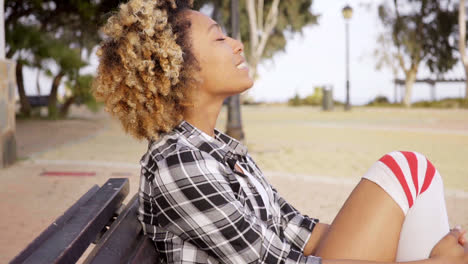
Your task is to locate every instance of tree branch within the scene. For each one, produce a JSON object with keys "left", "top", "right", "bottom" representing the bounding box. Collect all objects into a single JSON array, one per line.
[
  {"left": 460, "top": 0, "right": 468, "bottom": 66},
  {"left": 255, "top": 0, "right": 280, "bottom": 59},
  {"left": 257, "top": 0, "right": 264, "bottom": 33},
  {"left": 396, "top": 51, "right": 409, "bottom": 75},
  {"left": 246, "top": 0, "right": 259, "bottom": 56}
]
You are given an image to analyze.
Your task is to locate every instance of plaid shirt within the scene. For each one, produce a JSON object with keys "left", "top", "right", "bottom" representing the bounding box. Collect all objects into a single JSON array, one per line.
[{"left": 137, "top": 120, "right": 322, "bottom": 264}]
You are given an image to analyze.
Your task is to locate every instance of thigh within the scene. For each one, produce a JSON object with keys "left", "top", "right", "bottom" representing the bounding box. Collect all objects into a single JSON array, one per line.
[{"left": 315, "top": 178, "right": 405, "bottom": 262}]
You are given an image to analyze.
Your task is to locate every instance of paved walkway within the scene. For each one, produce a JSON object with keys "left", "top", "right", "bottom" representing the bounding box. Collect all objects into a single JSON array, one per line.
[{"left": 1, "top": 105, "right": 467, "bottom": 263}]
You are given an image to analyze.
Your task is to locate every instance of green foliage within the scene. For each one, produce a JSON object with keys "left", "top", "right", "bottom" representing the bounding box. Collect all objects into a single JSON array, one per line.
[
  {"left": 302, "top": 86, "right": 323, "bottom": 105},
  {"left": 412, "top": 98, "right": 468, "bottom": 109},
  {"left": 377, "top": 0, "right": 459, "bottom": 75},
  {"left": 7, "top": 0, "right": 318, "bottom": 117},
  {"left": 366, "top": 95, "right": 396, "bottom": 107},
  {"left": 365, "top": 95, "right": 468, "bottom": 109},
  {"left": 64, "top": 74, "right": 102, "bottom": 113},
  {"left": 288, "top": 93, "right": 302, "bottom": 106},
  {"left": 288, "top": 86, "right": 324, "bottom": 106},
  {"left": 5, "top": 0, "right": 122, "bottom": 57},
  {"left": 5, "top": 0, "right": 124, "bottom": 117}
]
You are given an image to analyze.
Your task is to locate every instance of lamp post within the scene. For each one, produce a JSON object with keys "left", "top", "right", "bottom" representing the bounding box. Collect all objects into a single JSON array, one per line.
[{"left": 342, "top": 4, "right": 353, "bottom": 111}]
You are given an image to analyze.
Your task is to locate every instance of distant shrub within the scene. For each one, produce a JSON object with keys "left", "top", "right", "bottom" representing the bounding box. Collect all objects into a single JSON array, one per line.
[
  {"left": 288, "top": 87, "right": 324, "bottom": 106},
  {"left": 365, "top": 95, "right": 468, "bottom": 108},
  {"left": 288, "top": 93, "right": 302, "bottom": 106},
  {"left": 413, "top": 98, "right": 468, "bottom": 109},
  {"left": 366, "top": 95, "right": 393, "bottom": 106}
]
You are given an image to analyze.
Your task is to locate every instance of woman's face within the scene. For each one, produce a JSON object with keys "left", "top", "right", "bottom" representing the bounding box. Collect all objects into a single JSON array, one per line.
[{"left": 184, "top": 10, "right": 254, "bottom": 99}]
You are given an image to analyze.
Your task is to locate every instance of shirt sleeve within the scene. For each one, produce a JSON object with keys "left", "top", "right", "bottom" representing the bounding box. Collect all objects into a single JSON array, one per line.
[
  {"left": 270, "top": 185, "right": 320, "bottom": 253},
  {"left": 138, "top": 149, "right": 322, "bottom": 264},
  {"left": 245, "top": 153, "right": 320, "bottom": 253}
]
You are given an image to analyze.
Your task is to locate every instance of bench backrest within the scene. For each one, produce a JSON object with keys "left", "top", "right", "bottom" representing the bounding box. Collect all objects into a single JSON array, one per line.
[
  {"left": 83, "top": 193, "right": 159, "bottom": 264},
  {"left": 10, "top": 178, "right": 160, "bottom": 264},
  {"left": 26, "top": 96, "right": 50, "bottom": 108}
]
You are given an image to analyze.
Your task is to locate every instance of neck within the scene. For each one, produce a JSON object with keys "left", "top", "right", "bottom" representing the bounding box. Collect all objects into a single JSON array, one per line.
[{"left": 184, "top": 95, "right": 224, "bottom": 138}]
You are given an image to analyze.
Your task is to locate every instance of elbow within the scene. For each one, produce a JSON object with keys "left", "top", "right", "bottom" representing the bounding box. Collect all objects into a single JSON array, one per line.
[{"left": 304, "top": 223, "right": 330, "bottom": 256}]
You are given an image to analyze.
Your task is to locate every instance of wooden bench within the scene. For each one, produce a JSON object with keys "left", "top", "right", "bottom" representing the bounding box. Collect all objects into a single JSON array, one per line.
[
  {"left": 10, "top": 178, "right": 160, "bottom": 264},
  {"left": 26, "top": 96, "right": 50, "bottom": 108}
]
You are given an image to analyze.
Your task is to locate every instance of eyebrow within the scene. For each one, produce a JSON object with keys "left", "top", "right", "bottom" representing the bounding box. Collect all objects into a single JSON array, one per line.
[{"left": 207, "top": 23, "right": 221, "bottom": 33}]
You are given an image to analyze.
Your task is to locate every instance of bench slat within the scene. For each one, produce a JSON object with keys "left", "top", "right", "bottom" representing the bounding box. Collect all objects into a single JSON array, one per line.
[
  {"left": 126, "top": 236, "right": 160, "bottom": 264},
  {"left": 26, "top": 96, "right": 49, "bottom": 107},
  {"left": 12, "top": 178, "right": 129, "bottom": 264},
  {"left": 84, "top": 193, "right": 159, "bottom": 264},
  {"left": 10, "top": 185, "right": 100, "bottom": 264}
]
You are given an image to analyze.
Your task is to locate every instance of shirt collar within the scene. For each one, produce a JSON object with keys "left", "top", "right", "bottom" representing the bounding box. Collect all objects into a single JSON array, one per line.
[{"left": 174, "top": 120, "right": 248, "bottom": 161}]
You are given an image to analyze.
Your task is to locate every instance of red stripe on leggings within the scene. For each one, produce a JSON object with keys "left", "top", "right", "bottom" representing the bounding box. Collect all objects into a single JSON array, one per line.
[
  {"left": 401, "top": 151, "right": 419, "bottom": 196},
  {"left": 420, "top": 159, "right": 436, "bottom": 194},
  {"left": 379, "top": 154, "right": 414, "bottom": 208}
]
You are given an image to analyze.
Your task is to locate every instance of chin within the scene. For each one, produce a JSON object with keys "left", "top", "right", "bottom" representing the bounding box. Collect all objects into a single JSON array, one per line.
[
  {"left": 237, "top": 80, "right": 254, "bottom": 94},
  {"left": 243, "top": 78, "right": 254, "bottom": 90},
  {"left": 220, "top": 78, "right": 254, "bottom": 97}
]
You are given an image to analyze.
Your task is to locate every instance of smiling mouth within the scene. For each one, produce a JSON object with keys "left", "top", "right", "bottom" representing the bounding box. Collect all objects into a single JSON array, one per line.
[{"left": 236, "top": 61, "right": 248, "bottom": 69}]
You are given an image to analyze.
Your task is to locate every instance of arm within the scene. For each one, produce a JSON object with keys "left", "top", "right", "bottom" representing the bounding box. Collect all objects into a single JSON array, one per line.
[
  {"left": 269, "top": 182, "right": 326, "bottom": 255},
  {"left": 267, "top": 182, "right": 467, "bottom": 264},
  {"left": 304, "top": 222, "right": 330, "bottom": 256},
  {"left": 138, "top": 150, "right": 322, "bottom": 264},
  {"left": 246, "top": 154, "right": 324, "bottom": 254},
  {"left": 319, "top": 219, "right": 468, "bottom": 264}
]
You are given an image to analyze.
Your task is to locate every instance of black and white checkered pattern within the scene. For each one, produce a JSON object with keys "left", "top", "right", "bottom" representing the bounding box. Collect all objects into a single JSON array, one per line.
[{"left": 137, "top": 120, "right": 322, "bottom": 264}]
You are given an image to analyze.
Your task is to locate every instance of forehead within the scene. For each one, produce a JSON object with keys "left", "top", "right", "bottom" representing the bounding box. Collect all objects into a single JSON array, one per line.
[{"left": 184, "top": 10, "right": 216, "bottom": 31}]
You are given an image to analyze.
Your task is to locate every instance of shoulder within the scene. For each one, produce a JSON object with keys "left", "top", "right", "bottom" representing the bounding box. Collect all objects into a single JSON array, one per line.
[{"left": 139, "top": 130, "right": 224, "bottom": 181}]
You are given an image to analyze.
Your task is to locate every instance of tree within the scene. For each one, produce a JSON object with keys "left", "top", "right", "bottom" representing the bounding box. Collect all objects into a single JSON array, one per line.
[
  {"left": 378, "top": 0, "right": 458, "bottom": 107},
  {"left": 245, "top": 0, "right": 280, "bottom": 79},
  {"left": 5, "top": 0, "right": 123, "bottom": 118},
  {"left": 459, "top": 0, "right": 468, "bottom": 100}
]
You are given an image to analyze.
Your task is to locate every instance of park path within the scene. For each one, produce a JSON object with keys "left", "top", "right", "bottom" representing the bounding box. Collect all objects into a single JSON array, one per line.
[{"left": 1, "top": 105, "right": 467, "bottom": 263}]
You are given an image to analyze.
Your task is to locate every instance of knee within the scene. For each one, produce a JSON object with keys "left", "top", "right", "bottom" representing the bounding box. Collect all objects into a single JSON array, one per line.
[
  {"left": 378, "top": 150, "right": 439, "bottom": 194},
  {"left": 379, "top": 151, "right": 436, "bottom": 174},
  {"left": 362, "top": 151, "right": 441, "bottom": 214}
]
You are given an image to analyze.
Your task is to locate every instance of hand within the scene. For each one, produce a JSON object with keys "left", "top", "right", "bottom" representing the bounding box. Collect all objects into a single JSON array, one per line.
[
  {"left": 430, "top": 228, "right": 468, "bottom": 263},
  {"left": 457, "top": 226, "right": 467, "bottom": 246}
]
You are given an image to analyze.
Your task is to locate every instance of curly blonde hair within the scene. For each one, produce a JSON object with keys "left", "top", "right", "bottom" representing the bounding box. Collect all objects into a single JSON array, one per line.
[{"left": 92, "top": 0, "right": 199, "bottom": 141}]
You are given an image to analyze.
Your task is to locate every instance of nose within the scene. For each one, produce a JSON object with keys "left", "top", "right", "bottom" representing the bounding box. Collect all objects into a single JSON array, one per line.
[{"left": 231, "top": 37, "right": 244, "bottom": 54}]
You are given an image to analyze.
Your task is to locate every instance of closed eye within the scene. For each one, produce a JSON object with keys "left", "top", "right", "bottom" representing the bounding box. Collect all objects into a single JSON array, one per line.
[{"left": 216, "top": 38, "right": 226, "bottom": 41}]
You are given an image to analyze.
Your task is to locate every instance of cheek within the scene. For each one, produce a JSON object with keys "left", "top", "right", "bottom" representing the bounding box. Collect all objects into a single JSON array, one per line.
[{"left": 201, "top": 52, "right": 232, "bottom": 77}]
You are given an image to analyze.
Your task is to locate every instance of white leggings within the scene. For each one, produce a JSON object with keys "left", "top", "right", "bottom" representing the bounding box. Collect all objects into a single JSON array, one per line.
[{"left": 362, "top": 151, "right": 450, "bottom": 262}]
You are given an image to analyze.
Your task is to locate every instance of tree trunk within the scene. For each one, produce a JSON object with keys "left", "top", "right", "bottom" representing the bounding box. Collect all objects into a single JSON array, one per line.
[
  {"left": 403, "top": 68, "right": 417, "bottom": 107},
  {"left": 59, "top": 95, "right": 76, "bottom": 118},
  {"left": 15, "top": 62, "right": 32, "bottom": 116},
  {"left": 460, "top": 0, "right": 468, "bottom": 100},
  {"left": 36, "top": 69, "right": 41, "bottom": 95},
  {"left": 465, "top": 68, "right": 468, "bottom": 100},
  {"left": 249, "top": 58, "right": 259, "bottom": 80},
  {"left": 48, "top": 72, "right": 64, "bottom": 119},
  {"left": 225, "top": 0, "right": 244, "bottom": 141}
]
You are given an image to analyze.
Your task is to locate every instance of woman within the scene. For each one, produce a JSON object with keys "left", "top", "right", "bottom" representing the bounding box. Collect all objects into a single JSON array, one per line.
[{"left": 92, "top": 0, "right": 468, "bottom": 263}]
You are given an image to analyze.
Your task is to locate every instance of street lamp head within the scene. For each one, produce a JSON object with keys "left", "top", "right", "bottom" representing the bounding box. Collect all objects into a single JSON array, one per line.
[{"left": 342, "top": 5, "right": 353, "bottom": 20}]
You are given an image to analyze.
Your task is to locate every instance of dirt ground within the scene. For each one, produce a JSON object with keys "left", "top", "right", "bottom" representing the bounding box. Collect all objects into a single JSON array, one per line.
[{"left": 1, "top": 105, "right": 467, "bottom": 263}]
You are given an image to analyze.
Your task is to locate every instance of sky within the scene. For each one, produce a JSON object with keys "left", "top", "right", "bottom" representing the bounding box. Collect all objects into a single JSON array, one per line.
[{"left": 22, "top": 0, "right": 467, "bottom": 105}]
